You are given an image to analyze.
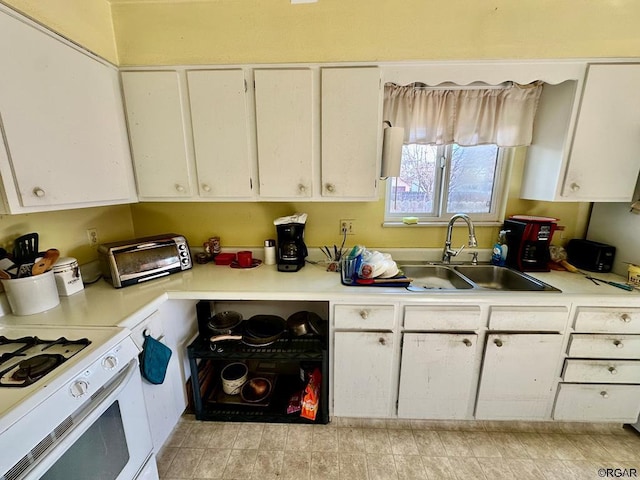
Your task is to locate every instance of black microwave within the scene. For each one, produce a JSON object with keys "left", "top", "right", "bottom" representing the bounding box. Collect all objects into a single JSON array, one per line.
[{"left": 566, "top": 239, "right": 616, "bottom": 273}]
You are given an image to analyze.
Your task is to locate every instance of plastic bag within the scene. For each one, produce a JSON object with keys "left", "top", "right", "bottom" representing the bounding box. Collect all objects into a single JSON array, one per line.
[{"left": 300, "top": 368, "right": 321, "bottom": 421}]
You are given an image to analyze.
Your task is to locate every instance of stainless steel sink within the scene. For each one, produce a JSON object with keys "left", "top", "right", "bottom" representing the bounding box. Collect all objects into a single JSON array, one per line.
[
  {"left": 399, "top": 265, "right": 474, "bottom": 290},
  {"left": 452, "top": 265, "right": 560, "bottom": 292},
  {"left": 396, "top": 263, "right": 560, "bottom": 292}
]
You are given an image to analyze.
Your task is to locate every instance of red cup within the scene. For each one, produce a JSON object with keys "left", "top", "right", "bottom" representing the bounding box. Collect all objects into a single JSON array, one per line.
[{"left": 237, "top": 251, "right": 253, "bottom": 267}]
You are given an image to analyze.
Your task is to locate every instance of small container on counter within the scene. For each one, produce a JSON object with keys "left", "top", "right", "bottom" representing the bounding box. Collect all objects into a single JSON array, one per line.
[
  {"left": 1, "top": 270, "right": 60, "bottom": 315},
  {"left": 52, "top": 257, "right": 84, "bottom": 296},
  {"left": 264, "top": 239, "right": 276, "bottom": 265}
]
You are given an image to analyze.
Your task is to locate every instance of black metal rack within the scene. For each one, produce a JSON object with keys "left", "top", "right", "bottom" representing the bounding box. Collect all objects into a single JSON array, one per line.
[{"left": 187, "top": 335, "right": 329, "bottom": 424}]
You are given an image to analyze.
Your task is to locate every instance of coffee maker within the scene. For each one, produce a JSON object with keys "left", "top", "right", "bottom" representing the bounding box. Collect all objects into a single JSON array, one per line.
[
  {"left": 276, "top": 223, "right": 308, "bottom": 272},
  {"left": 503, "top": 215, "right": 558, "bottom": 272}
]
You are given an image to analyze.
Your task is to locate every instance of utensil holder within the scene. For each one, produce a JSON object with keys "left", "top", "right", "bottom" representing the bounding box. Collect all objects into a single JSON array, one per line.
[{"left": 0, "top": 270, "right": 60, "bottom": 315}]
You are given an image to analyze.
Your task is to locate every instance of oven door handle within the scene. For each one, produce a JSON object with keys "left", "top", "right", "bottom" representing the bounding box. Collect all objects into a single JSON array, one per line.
[{"left": 22, "top": 359, "right": 146, "bottom": 480}]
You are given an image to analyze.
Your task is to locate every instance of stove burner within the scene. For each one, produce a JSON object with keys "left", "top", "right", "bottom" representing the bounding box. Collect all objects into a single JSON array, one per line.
[{"left": 12, "top": 354, "right": 65, "bottom": 382}]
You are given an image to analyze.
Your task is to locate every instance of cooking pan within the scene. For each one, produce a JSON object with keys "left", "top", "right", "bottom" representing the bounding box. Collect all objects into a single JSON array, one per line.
[
  {"left": 287, "top": 311, "right": 323, "bottom": 337},
  {"left": 210, "top": 314, "right": 286, "bottom": 347},
  {"left": 208, "top": 310, "right": 243, "bottom": 334}
]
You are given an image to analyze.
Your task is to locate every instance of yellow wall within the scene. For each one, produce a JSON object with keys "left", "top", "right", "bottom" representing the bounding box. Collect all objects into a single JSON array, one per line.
[
  {"left": 2, "top": 0, "right": 118, "bottom": 63},
  {"left": 0, "top": 206, "right": 135, "bottom": 264},
  {"left": 2, "top": 0, "right": 621, "bottom": 261},
  {"left": 110, "top": 0, "right": 640, "bottom": 66}
]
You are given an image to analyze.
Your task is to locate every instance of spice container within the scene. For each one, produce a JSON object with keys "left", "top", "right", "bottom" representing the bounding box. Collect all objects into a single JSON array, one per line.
[
  {"left": 264, "top": 239, "right": 276, "bottom": 265},
  {"left": 52, "top": 257, "right": 84, "bottom": 296}
]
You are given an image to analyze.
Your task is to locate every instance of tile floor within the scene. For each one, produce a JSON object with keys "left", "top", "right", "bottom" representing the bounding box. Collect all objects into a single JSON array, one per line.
[{"left": 157, "top": 416, "right": 640, "bottom": 480}]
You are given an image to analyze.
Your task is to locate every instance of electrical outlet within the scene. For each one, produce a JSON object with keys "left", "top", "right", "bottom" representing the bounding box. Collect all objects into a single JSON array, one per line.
[
  {"left": 340, "top": 219, "right": 356, "bottom": 235},
  {"left": 86, "top": 228, "right": 99, "bottom": 246}
]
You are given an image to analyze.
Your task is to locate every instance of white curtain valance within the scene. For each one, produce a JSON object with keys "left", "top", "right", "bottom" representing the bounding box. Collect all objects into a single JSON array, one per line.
[{"left": 383, "top": 82, "right": 544, "bottom": 147}]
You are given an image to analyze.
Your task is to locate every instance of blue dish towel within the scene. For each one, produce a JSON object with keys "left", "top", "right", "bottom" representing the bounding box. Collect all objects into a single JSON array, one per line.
[{"left": 139, "top": 333, "right": 172, "bottom": 385}]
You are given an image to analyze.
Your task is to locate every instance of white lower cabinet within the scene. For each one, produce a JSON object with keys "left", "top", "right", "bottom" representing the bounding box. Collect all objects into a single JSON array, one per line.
[
  {"left": 554, "top": 384, "right": 640, "bottom": 422},
  {"left": 475, "top": 333, "right": 564, "bottom": 420},
  {"left": 333, "top": 331, "right": 395, "bottom": 417},
  {"left": 398, "top": 333, "right": 478, "bottom": 419}
]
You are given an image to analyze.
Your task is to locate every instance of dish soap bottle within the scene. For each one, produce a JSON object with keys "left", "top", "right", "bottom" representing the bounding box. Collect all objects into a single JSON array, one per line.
[{"left": 491, "top": 230, "right": 508, "bottom": 266}]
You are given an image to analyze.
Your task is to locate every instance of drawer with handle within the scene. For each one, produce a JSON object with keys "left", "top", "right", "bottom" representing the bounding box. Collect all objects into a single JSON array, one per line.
[
  {"left": 574, "top": 307, "right": 640, "bottom": 334},
  {"left": 567, "top": 334, "right": 640, "bottom": 359},
  {"left": 562, "top": 359, "right": 640, "bottom": 383},
  {"left": 404, "top": 305, "right": 481, "bottom": 331},
  {"left": 334, "top": 304, "right": 395, "bottom": 330},
  {"left": 553, "top": 383, "right": 640, "bottom": 422}
]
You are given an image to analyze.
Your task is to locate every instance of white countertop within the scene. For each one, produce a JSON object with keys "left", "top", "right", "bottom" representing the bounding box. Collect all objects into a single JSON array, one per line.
[{"left": 0, "top": 259, "right": 638, "bottom": 331}]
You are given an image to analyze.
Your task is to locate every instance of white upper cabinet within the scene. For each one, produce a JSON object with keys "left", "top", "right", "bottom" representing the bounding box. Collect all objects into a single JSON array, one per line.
[
  {"left": 122, "top": 69, "right": 255, "bottom": 201},
  {"left": 188, "top": 70, "right": 254, "bottom": 198},
  {"left": 521, "top": 63, "right": 640, "bottom": 202},
  {"left": 0, "top": 8, "right": 136, "bottom": 213},
  {"left": 321, "top": 67, "right": 382, "bottom": 199},
  {"left": 254, "top": 69, "right": 314, "bottom": 198},
  {"left": 122, "top": 71, "right": 194, "bottom": 199}
]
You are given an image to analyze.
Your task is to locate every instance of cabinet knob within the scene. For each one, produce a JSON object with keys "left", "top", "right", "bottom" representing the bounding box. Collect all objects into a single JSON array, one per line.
[
  {"left": 494, "top": 339, "right": 503, "bottom": 347},
  {"left": 600, "top": 391, "right": 609, "bottom": 399},
  {"left": 298, "top": 184, "right": 307, "bottom": 193},
  {"left": 608, "top": 366, "right": 618, "bottom": 375},
  {"left": 359, "top": 310, "right": 369, "bottom": 319},
  {"left": 463, "top": 338, "right": 472, "bottom": 347},
  {"left": 325, "top": 183, "right": 335, "bottom": 193},
  {"left": 621, "top": 313, "right": 631, "bottom": 323},
  {"left": 33, "top": 187, "right": 45, "bottom": 197},
  {"left": 175, "top": 184, "right": 186, "bottom": 193},
  {"left": 378, "top": 337, "right": 386, "bottom": 346},
  {"left": 613, "top": 340, "right": 624, "bottom": 348},
  {"left": 201, "top": 184, "right": 211, "bottom": 193},
  {"left": 570, "top": 182, "right": 581, "bottom": 192}
]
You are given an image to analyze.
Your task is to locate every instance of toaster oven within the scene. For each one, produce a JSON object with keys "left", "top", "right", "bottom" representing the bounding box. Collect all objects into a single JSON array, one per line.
[{"left": 98, "top": 233, "right": 192, "bottom": 288}]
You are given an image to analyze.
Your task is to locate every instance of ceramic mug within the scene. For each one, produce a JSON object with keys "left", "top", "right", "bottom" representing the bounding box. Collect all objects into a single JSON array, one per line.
[
  {"left": 221, "top": 362, "right": 248, "bottom": 395},
  {"left": 237, "top": 251, "right": 253, "bottom": 268}
]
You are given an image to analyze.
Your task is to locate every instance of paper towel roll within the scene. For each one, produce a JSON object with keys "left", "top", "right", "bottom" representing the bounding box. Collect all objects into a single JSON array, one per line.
[{"left": 381, "top": 126, "right": 404, "bottom": 178}]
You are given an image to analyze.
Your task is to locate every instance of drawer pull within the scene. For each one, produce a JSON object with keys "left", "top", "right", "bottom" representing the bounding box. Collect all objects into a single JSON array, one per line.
[
  {"left": 608, "top": 367, "right": 618, "bottom": 375},
  {"left": 613, "top": 340, "right": 624, "bottom": 348},
  {"left": 378, "top": 337, "right": 386, "bottom": 346},
  {"left": 33, "top": 187, "right": 46, "bottom": 197},
  {"left": 463, "top": 338, "right": 472, "bottom": 347},
  {"left": 600, "top": 391, "right": 609, "bottom": 399},
  {"left": 359, "top": 310, "right": 369, "bottom": 320},
  {"left": 494, "top": 339, "right": 503, "bottom": 347},
  {"left": 621, "top": 314, "right": 631, "bottom": 323}
]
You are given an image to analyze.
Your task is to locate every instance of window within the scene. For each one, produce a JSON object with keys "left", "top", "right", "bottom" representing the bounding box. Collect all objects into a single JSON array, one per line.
[{"left": 385, "top": 143, "right": 510, "bottom": 223}]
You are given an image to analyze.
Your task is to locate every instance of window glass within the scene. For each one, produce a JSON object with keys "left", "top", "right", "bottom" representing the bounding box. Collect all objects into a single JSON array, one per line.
[{"left": 446, "top": 144, "right": 499, "bottom": 214}]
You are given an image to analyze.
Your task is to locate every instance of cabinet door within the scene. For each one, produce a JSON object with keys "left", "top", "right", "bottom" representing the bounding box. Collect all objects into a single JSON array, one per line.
[
  {"left": 122, "top": 71, "right": 193, "bottom": 198},
  {"left": 187, "top": 69, "right": 254, "bottom": 199},
  {"left": 333, "top": 331, "right": 395, "bottom": 417},
  {"left": 254, "top": 69, "right": 314, "bottom": 198},
  {"left": 562, "top": 64, "right": 640, "bottom": 201},
  {"left": 0, "top": 10, "right": 135, "bottom": 211},
  {"left": 398, "top": 333, "right": 478, "bottom": 419},
  {"left": 476, "top": 333, "right": 563, "bottom": 420},
  {"left": 321, "top": 67, "right": 382, "bottom": 199}
]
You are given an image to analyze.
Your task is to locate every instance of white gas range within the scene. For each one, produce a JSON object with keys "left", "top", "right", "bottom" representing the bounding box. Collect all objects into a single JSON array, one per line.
[{"left": 0, "top": 324, "right": 157, "bottom": 480}]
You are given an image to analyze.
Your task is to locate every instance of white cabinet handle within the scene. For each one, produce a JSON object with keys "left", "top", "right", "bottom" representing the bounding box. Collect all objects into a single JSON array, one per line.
[
  {"left": 33, "top": 187, "right": 45, "bottom": 197},
  {"left": 600, "top": 391, "right": 609, "bottom": 399},
  {"left": 621, "top": 313, "right": 631, "bottom": 323},
  {"left": 463, "top": 338, "right": 472, "bottom": 347},
  {"left": 570, "top": 182, "right": 581, "bottom": 192},
  {"left": 494, "top": 339, "right": 503, "bottom": 347},
  {"left": 613, "top": 340, "right": 624, "bottom": 348},
  {"left": 298, "top": 184, "right": 307, "bottom": 193},
  {"left": 201, "top": 184, "right": 211, "bottom": 192},
  {"left": 378, "top": 337, "right": 386, "bottom": 346},
  {"left": 325, "top": 183, "right": 335, "bottom": 193},
  {"left": 175, "top": 184, "right": 186, "bottom": 193},
  {"left": 608, "top": 366, "right": 618, "bottom": 375},
  {"left": 359, "top": 310, "right": 369, "bottom": 319}
]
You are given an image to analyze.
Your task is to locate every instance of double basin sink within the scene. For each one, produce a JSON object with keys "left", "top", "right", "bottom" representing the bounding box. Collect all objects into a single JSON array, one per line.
[{"left": 399, "top": 264, "right": 560, "bottom": 292}]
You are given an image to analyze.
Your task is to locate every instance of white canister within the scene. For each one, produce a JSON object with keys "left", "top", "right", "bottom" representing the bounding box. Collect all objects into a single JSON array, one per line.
[
  {"left": 0, "top": 270, "right": 60, "bottom": 316},
  {"left": 52, "top": 257, "right": 84, "bottom": 296}
]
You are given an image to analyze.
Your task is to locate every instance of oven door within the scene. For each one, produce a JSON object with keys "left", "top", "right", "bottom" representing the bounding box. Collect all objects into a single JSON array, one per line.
[{"left": 20, "top": 360, "right": 154, "bottom": 480}]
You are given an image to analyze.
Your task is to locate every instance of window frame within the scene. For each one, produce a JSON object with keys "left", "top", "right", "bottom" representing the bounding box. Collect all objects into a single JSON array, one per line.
[{"left": 383, "top": 145, "right": 513, "bottom": 226}]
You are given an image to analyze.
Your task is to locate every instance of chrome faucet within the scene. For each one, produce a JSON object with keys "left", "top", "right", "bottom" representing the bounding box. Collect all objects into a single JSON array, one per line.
[{"left": 442, "top": 213, "right": 478, "bottom": 265}]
